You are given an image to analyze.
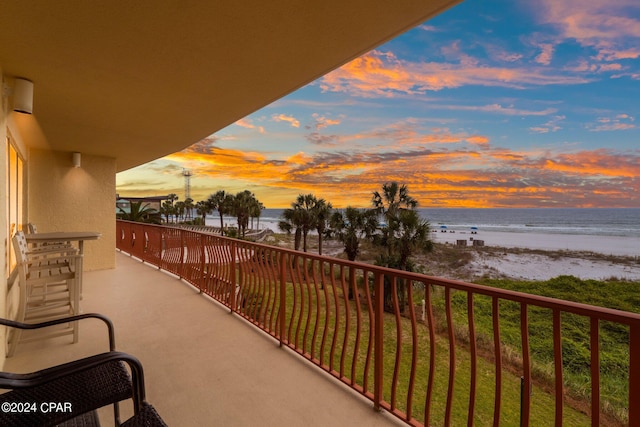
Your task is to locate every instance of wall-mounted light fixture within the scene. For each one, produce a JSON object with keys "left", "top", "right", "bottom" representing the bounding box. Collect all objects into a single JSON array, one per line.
[
  {"left": 13, "top": 78, "right": 34, "bottom": 114},
  {"left": 72, "top": 152, "right": 81, "bottom": 168}
]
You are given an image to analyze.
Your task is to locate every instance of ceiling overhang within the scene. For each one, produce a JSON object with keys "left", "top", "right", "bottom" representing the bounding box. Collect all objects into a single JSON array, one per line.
[{"left": 1, "top": 1, "right": 461, "bottom": 172}]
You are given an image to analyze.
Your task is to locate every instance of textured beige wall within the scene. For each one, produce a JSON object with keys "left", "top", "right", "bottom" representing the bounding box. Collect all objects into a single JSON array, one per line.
[{"left": 28, "top": 149, "right": 116, "bottom": 270}]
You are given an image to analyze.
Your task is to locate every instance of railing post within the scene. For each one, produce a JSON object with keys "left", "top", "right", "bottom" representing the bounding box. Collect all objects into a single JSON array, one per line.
[
  {"left": 279, "top": 252, "right": 286, "bottom": 347},
  {"left": 374, "top": 271, "right": 384, "bottom": 411},
  {"left": 230, "top": 240, "right": 236, "bottom": 314},
  {"left": 630, "top": 322, "right": 640, "bottom": 426}
]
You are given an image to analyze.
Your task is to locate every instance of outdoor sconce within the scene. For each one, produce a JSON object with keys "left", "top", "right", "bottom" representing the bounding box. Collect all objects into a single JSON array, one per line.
[
  {"left": 72, "top": 152, "right": 81, "bottom": 168},
  {"left": 13, "top": 78, "right": 34, "bottom": 114}
]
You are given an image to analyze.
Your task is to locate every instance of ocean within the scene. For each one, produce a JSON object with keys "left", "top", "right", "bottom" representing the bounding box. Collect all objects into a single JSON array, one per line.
[{"left": 206, "top": 208, "right": 640, "bottom": 238}]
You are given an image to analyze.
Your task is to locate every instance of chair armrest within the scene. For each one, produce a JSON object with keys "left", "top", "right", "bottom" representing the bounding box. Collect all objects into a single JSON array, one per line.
[
  {"left": 0, "top": 352, "right": 142, "bottom": 426},
  {"left": 27, "top": 253, "right": 82, "bottom": 264},
  {"left": 26, "top": 245, "right": 78, "bottom": 257},
  {"left": 0, "top": 351, "right": 144, "bottom": 404},
  {"left": 0, "top": 313, "right": 116, "bottom": 351}
]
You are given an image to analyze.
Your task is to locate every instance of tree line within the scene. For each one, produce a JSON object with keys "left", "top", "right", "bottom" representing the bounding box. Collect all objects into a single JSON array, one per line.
[
  {"left": 117, "top": 190, "right": 264, "bottom": 238},
  {"left": 278, "top": 182, "right": 432, "bottom": 312},
  {"left": 117, "top": 182, "right": 432, "bottom": 271},
  {"left": 117, "top": 182, "right": 430, "bottom": 312},
  {"left": 278, "top": 182, "right": 432, "bottom": 269}
]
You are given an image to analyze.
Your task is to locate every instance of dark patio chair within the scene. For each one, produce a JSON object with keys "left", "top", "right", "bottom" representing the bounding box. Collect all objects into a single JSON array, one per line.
[{"left": 0, "top": 314, "right": 167, "bottom": 426}]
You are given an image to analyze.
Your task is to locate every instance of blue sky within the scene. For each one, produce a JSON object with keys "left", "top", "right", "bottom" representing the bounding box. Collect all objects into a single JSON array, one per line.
[{"left": 116, "top": 0, "right": 640, "bottom": 208}]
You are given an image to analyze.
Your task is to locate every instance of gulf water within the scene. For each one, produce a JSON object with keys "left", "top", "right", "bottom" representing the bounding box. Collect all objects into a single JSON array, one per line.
[{"left": 207, "top": 208, "right": 640, "bottom": 238}]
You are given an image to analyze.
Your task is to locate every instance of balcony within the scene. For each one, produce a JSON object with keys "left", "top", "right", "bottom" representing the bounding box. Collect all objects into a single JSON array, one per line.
[
  {"left": 4, "top": 250, "right": 405, "bottom": 426},
  {"left": 6, "top": 221, "right": 640, "bottom": 426}
]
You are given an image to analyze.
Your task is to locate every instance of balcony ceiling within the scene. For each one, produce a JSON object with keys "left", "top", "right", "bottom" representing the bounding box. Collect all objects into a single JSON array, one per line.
[{"left": 0, "top": 1, "right": 460, "bottom": 172}]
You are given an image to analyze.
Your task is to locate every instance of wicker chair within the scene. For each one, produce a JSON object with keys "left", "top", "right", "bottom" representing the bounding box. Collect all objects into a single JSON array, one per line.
[{"left": 0, "top": 314, "right": 167, "bottom": 426}]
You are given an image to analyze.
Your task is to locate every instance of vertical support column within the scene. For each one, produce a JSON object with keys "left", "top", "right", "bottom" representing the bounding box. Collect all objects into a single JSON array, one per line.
[
  {"left": 373, "top": 271, "right": 384, "bottom": 411},
  {"left": 629, "top": 322, "right": 640, "bottom": 426}
]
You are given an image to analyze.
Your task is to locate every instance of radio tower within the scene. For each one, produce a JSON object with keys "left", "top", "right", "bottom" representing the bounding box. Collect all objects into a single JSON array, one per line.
[{"left": 182, "top": 169, "right": 192, "bottom": 200}]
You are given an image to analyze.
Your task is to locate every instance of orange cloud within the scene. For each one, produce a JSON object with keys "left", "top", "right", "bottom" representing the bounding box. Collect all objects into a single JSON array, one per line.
[
  {"left": 272, "top": 114, "right": 300, "bottom": 128},
  {"left": 320, "top": 50, "right": 590, "bottom": 98},
  {"left": 310, "top": 113, "right": 341, "bottom": 130},
  {"left": 234, "top": 118, "right": 266, "bottom": 134},
  {"left": 121, "top": 135, "right": 640, "bottom": 209}
]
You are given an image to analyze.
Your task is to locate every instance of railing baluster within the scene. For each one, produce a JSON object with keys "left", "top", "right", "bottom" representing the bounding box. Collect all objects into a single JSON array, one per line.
[
  {"left": 363, "top": 270, "right": 374, "bottom": 395},
  {"left": 590, "top": 317, "right": 599, "bottom": 427},
  {"left": 279, "top": 251, "right": 286, "bottom": 347},
  {"left": 520, "top": 303, "right": 531, "bottom": 427},
  {"left": 230, "top": 240, "right": 236, "bottom": 313},
  {"left": 302, "top": 257, "right": 312, "bottom": 355},
  {"left": 351, "top": 266, "right": 361, "bottom": 387},
  {"left": 406, "top": 280, "right": 418, "bottom": 422},
  {"left": 373, "top": 271, "right": 384, "bottom": 412},
  {"left": 311, "top": 259, "right": 321, "bottom": 360},
  {"left": 391, "top": 276, "right": 402, "bottom": 411},
  {"left": 629, "top": 322, "right": 640, "bottom": 426},
  {"left": 468, "top": 292, "right": 477, "bottom": 426},
  {"left": 553, "top": 309, "right": 563, "bottom": 427},
  {"left": 330, "top": 262, "right": 340, "bottom": 373},
  {"left": 493, "top": 297, "right": 501, "bottom": 427},
  {"left": 340, "top": 265, "right": 350, "bottom": 378},
  {"left": 320, "top": 262, "right": 331, "bottom": 367},
  {"left": 445, "top": 287, "right": 455, "bottom": 426},
  {"left": 424, "top": 282, "right": 436, "bottom": 427}
]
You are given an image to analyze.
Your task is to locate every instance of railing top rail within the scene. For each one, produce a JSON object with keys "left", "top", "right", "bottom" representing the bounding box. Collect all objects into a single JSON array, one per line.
[{"left": 116, "top": 220, "right": 640, "bottom": 326}]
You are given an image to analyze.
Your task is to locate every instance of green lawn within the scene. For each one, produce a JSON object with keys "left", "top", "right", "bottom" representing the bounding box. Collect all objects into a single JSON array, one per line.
[{"left": 238, "top": 269, "right": 598, "bottom": 426}]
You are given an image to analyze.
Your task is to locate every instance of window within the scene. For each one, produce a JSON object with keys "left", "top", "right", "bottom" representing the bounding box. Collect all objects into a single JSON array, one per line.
[{"left": 6, "top": 133, "right": 24, "bottom": 277}]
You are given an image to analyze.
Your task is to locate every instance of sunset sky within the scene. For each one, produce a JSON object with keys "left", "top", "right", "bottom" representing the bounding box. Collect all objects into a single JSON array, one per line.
[{"left": 116, "top": 0, "right": 640, "bottom": 209}]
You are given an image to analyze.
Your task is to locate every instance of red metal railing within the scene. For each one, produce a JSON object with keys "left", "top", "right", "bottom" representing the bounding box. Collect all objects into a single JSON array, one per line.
[{"left": 116, "top": 220, "right": 640, "bottom": 426}]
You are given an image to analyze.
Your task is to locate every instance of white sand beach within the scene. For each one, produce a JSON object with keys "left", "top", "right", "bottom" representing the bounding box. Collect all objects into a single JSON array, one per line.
[
  {"left": 431, "top": 230, "right": 640, "bottom": 282},
  {"left": 432, "top": 229, "right": 640, "bottom": 257}
]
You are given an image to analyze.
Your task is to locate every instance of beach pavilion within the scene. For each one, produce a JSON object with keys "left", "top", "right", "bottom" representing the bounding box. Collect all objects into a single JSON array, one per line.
[{"left": 1, "top": 2, "right": 464, "bottom": 425}]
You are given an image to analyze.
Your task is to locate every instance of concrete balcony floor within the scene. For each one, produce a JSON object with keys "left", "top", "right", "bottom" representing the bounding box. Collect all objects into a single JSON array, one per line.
[{"left": 4, "top": 251, "right": 403, "bottom": 427}]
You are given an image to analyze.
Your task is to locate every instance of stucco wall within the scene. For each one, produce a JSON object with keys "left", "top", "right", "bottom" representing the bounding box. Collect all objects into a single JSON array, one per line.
[{"left": 28, "top": 149, "right": 116, "bottom": 270}]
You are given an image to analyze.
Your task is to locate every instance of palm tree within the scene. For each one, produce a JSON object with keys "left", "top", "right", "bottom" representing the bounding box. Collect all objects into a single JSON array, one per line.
[
  {"left": 393, "top": 209, "right": 432, "bottom": 270},
  {"left": 312, "top": 199, "right": 332, "bottom": 255},
  {"left": 294, "top": 194, "right": 318, "bottom": 253},
  {"left": 249, "top": 199, "right": 264, "bottom": 230},
  {"left": 279, "top": 208, "right": 303, "bottom": 251},
  {"left": 167, "top": 193, "right": 178, "bottom": 206},
  {"left": 117, "top": 201, "right": 161, "bottom": 224},
  {"left": 372, "top": 181, "right": 418, "bottom": 256},
  {"left": 207, "top": 190, "right": 229, "bottom": 233},
  {"left": 371, "top": 182, "right": 432, "bottom": 313},
  {"left": 329, "top": 207, "right": 377, "bottom": 261},
  {"left": 184, "top": 197, "right": 194, "bottom": 220},
  {"left": 230, "top": 190, "right": 256, "bottom": 238},
  {"left": 174, "top": 201, "right": 186, "bottom": 222},
  {"left": 160, "top": 200, "right": 175, "bottom": 223},
  {"left": 195, "top": 200, "right": 209, "bottom": 224}
]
